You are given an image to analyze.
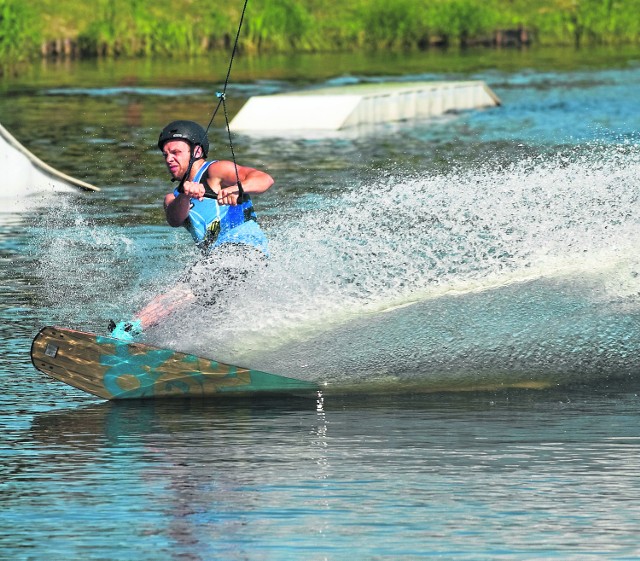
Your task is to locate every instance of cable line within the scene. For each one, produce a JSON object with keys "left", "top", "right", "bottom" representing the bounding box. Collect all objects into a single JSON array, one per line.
[{"left": 205, "top": 0, "right": 250, "bottom": 199}]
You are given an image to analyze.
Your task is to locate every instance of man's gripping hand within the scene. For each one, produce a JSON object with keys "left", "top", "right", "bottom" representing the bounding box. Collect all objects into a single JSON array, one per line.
[{"left": 181, "top": 181, "right": 206, "bottom": 201}]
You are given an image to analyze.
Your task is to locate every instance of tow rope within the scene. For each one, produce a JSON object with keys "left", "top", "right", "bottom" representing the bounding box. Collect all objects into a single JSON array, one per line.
[{"left": 204, "top": 0, "right": 250, "bottom": 201}]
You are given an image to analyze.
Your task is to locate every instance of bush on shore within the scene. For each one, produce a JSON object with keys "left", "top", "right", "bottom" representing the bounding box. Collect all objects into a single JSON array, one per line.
[{"left": 2, "top": 0, "right": 640, "bottom": 70}]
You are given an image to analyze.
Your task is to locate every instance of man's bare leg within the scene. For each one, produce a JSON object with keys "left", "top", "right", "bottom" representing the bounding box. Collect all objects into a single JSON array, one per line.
[{"left": 134, "top": 284, "right": 196, "bottom": 329}]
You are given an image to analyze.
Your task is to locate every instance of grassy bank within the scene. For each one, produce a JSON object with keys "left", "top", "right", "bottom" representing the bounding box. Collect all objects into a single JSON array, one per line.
[{"left": 2, "top": 0, "right": 640, "bottom": 70}]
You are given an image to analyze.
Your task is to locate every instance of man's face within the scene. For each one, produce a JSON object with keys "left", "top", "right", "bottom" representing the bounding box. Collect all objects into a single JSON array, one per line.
[{"left": 162, "top": 139, "right": 192, "bottom": 180}]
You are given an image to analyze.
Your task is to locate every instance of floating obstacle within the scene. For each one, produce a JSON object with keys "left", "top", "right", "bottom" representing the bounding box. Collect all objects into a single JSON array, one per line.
[
  {"left": 230, "top": 81, "right": 501, "bottom": 132},
  {"left": 0, "top": 122, "right": 99, "bottom": 201}
]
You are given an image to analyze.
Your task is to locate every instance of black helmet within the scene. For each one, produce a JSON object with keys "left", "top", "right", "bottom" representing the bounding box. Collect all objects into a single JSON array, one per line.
[{"left": 158, "top": 120, "right": 209, "bottom": 157}]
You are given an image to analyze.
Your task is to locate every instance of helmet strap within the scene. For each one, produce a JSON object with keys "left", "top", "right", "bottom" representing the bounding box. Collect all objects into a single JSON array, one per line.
[{"left": 174, "top": 145, "right": 204, "bottom": 193}]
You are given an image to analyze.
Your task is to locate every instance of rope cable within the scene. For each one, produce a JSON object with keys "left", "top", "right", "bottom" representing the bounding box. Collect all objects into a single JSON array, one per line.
[{"left": 204, "top": 0, "right": 250, "bottom": 197}]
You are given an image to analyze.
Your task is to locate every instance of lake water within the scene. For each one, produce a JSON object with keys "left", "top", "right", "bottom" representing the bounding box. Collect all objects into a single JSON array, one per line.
[{"left": 2, "top": 47, "right": 640, "bottom": 559}]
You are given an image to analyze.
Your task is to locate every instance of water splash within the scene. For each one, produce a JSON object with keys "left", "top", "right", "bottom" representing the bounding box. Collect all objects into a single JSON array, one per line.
[
  {"left": 183, "top": 145, "right": 640, "bottom": 388},
  {"left": 32, "top": 144, "right": 640, "bottom": 391},
  {"left": 30, "top": 196, "right": 189, "bottom": 330}
]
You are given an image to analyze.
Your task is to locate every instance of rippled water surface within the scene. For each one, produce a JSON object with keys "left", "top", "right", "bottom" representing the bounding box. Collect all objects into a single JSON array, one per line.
[
  {"left": 4, "top": 390, "right": 640, "bottom": 560},
  {"left": 2, "top": 47, "right": 640, "bottom": 558}
]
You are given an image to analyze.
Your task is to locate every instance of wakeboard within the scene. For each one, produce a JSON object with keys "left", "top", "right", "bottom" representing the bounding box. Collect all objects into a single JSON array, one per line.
[{"left": 31, "top": 326, "right": 318, "bottom": 400}]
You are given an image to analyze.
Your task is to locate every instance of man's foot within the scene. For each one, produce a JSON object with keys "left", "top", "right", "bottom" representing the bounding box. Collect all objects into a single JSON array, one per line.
[{"left": 108, "top": 319, "right": 143, "bottom": 342}]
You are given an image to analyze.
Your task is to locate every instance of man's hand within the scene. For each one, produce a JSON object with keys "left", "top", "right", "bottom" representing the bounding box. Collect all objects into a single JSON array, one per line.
[
  {"left": 217, "top": 186, "right": 240, "bottom": 206},
  {"left": 181, "top": 180, "right": 206, "bottom": 201}
]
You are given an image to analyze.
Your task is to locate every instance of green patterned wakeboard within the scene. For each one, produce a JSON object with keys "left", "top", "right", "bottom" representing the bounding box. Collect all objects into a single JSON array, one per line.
[{"left": 31, "top": 326, "right": 318, "bottom": 400}]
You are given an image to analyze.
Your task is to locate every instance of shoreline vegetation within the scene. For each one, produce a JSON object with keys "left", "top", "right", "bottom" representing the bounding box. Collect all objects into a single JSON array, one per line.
[{"left": 2, "top": 0, "right": 640, "bottom": 72}]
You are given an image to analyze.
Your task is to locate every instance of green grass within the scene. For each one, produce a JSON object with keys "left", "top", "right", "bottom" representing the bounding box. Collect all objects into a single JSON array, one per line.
[
  {"left": 3, "top": 0, "right": 640, "bottom": 70},
  {"left": 0, "top": 0, "right": 38, "bottom": 67}
]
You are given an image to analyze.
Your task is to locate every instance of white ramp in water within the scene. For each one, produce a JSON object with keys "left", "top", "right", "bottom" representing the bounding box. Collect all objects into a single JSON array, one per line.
[
  {"left": 230, "top": 81, "right": 501, "bottom": 132},
  {"left": 1, "top": 123, "right": 98, "bottom": 208}
]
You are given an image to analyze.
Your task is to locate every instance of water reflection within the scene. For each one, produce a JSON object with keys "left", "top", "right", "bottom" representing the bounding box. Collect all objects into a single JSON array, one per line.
[
  {"left": 23, "top": 397, "right": 325, "bottom": 559},
  {"left": 8, "top": 388, "right": 639, "bottom": 559}
]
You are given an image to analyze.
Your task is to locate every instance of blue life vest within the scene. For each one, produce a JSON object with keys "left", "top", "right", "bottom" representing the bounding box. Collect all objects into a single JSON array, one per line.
[{"left": 174, "top": 161, "right": 268, "bottom": 254}]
